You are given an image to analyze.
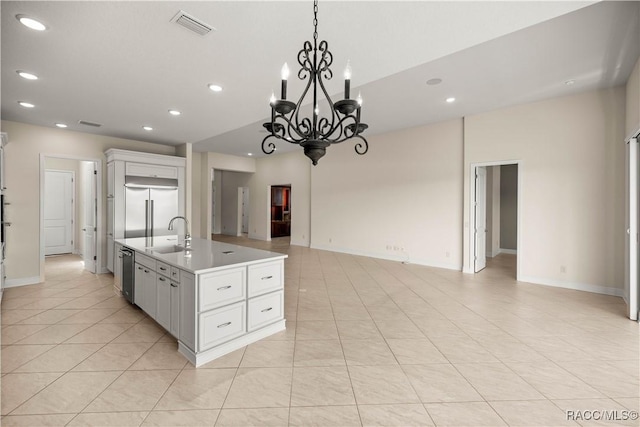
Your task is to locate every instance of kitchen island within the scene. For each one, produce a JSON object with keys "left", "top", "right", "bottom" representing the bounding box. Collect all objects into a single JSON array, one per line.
[{"left": 115, "top": 235, "right": 287, "bottom": 367}]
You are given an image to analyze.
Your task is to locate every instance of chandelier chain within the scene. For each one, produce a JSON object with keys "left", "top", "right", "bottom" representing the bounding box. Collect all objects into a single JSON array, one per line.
[{"left": 313, "top": 0, "right": 318, "bottom": 41}]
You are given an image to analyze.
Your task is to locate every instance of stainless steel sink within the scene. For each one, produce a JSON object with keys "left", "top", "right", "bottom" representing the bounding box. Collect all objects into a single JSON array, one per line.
[{"left": 151, "top": 245, "right": 187, "bottom": 254}]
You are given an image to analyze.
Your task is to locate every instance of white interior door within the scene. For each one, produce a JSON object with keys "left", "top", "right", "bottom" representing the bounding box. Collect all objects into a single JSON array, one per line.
[
  {"left": 626, "top": 137, "right": 638, "bottom": 321},
  {"left": 44, "top": 170, "right": 74, "bottom": 255},
  {"left": 81, "top": 162, "right": 97, "bottom": 273},
  {"left": 475, "top": 166, "right": 487, "bottom": 272}
]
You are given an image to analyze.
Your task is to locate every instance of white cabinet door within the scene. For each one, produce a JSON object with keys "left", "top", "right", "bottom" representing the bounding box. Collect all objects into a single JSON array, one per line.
[
  {"left": 156, "top": 275, "right": 171, "bottom": 330},
  {"left": 170, "top": 280, "right": 180, "bottom": 337},
  {"left": 143, "top": 268, "right": 157, "bottom": 318},
  {"left": 125, "top": 162, "right": 178, "bottom": 179},
  {"left": 134, "top": 263, "right": 144, "bottom": 307}
]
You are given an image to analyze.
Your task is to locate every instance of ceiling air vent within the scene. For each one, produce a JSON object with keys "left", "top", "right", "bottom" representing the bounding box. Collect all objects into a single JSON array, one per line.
[
  {"left": 171, "top": 10, "right": 215, "bottom": 36},
  {"left": 78, "top": 120, "right": 102, "bottom": 128}
]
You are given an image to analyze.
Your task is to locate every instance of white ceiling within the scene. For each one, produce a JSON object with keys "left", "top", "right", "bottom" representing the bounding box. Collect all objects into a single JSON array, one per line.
[{"left": 2, "top": 1, "right": 639, "bottom": 158}]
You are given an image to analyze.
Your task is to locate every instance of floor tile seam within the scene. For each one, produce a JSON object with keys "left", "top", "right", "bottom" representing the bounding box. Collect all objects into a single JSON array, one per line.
[
  {"left": 12, "top": 316, "right": 97, "bottom": 346},
  {"left": 408, "top": 361, "right": 491, "bottom": 408},
  {"left": 484, "top": 399, "right": 547, "bottom": 427},
  {"left": 0, "top": 308, "right": 48, "bottom": 326},
  {"left": 10, "top": 341, "right": 110, "bottom": 375},
  {"left": 4, "top": 332, "right": 105, "bottom": 374},
  {"left": 142, "top": 364, "right": 192, "bottom": 425},
  {"left": 509, "top": 358, "right": 614, "bottom": 400},
  {"left": 7, "top": 363, "right": 127, "bottom": 418}
]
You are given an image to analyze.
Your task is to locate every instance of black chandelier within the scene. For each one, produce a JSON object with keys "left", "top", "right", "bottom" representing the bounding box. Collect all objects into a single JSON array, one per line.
[{"left": 261, "top": 0, "right": 369, "bottom": 166}]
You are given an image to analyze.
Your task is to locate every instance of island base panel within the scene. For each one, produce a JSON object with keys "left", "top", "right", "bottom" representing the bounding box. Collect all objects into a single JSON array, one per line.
[{"left": 179, "top": 319, "right": 286, "bottom": 367}]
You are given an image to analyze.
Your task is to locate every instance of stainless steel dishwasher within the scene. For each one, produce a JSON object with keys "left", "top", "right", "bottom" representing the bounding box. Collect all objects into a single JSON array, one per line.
[{"left": 119, "top": 247, "right": 135, "bottom": 303}]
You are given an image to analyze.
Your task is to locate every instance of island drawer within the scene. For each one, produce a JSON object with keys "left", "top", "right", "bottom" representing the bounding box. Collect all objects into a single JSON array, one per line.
[
  {"left": 199, "top": 300, "right": 246, "bottom": 351},
  {"left": 198, "top": 267, "right": 246, "bottom": 312},
  {"left": 247, "top": 261, "right": 283, "bottom": 297},
  {"left": 135, "top": 252, "right": 156, "bottom": 270},
  {"left": 156, "top": 261, "right": 171, "bottom": 277},
  {"left": 247, "top": 290, "right": 284, "bottom": 332}
]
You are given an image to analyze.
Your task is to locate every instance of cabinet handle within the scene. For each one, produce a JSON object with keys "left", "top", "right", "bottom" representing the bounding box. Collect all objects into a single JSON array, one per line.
[
  {"left": 159, "top": 267, "right": 167, "bottom": 271},
  {"left": 217, "top": 322, "right": 232, "bottom": 328},
  {"left": 137, "top": 266, "right": 143, "bottom": 270},
  {"left": 144, "top": 269, "right": 149, "bottom": 273},
  {"left": 170, "top": 283, "right": 178, "bottom": 288},
  {"left": 159, "top": 277, "right": 166, "bottom": 282},
  {"left": 261, "top": 307, "right": 273, "bottom": 313},
  {"left": 217, "top": 285, "right": 232, "bottom": 291},
  {"left": 261, "top": 275, "right": 273, "bottom": 280}
]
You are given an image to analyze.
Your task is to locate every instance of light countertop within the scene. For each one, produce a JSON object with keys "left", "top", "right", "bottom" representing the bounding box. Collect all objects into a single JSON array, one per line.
[{"left": 116, "top": 236, "right": 287, "bottom": 274}]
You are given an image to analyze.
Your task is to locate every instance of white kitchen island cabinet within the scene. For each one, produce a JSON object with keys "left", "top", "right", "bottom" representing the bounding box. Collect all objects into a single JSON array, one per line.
[{"left": 116, "top": 236, "right": 287, "bottom": 367}]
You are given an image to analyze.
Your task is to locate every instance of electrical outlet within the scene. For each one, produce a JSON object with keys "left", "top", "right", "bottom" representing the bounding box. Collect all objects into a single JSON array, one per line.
[
  {"left": 560, "top": 265, "right": 566, "bottom": 273},
  {"left": 329, "top": 238, "right": 332, "bottom": 243}
]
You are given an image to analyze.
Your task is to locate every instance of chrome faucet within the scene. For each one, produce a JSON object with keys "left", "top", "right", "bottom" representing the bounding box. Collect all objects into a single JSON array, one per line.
[{"left": 168, "top": 216, "right": 191, "bottom": 249}]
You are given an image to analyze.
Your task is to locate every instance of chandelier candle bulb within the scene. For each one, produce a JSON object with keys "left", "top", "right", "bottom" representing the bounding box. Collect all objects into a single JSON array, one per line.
[
  {"left": 344, "top": 61, "right": 352, "bottom": 99},
  {"left": 281, "top": 63, "right": 290, "bottom": 100}
]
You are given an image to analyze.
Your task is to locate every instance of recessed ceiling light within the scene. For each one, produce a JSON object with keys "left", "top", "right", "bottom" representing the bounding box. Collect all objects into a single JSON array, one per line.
[
  {"left": 247, "top": 153, "right": 253, "bottom": 156},
  {"left": 168, "top": 109, "right": 181, "bottom": 116},
  {"left": 18, "top": 101, "right": 35, "bottom": 108},
  {"left": 565, "top": 79, "right": 575, "bottom": 85},
  {"left": 426, "top": 78, "right": 442, "bottom": 86},
  {"left": 208, "top": 84, "right": 223, "bottom": 92},
  {"left": 16, "top": 15, "right": 46, "bottom": 31},
  {"left": 17, "top": 70, "right": 38, "bottom": 80},
  {"left": 55, "top": 123, "right": 67, "bottom": 128},
  {"left": 446, "top": 97, "right": 456, "bottom": 103},
  {"left": 142, "top": 126, "right": 153, "bottom": 131}
]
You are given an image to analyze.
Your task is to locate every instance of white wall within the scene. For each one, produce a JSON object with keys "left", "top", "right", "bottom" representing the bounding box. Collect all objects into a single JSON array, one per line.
[
  {"left": 249, "top": 150, "right": 311, "bottom": 246},
  {"left": 462, "top": 87, "right": 626, "bottom": 294},
  {"left": 626, "top": 55, "right": 640, "bottom": 139},
  {"left": 191, "top": 152, "right": 202, "bottom": 238},
  {"left": 311, "top": 119, "right": 464, "bottom": 269},
  {"left": 1, "top": 120, "right": 175, "bottom": 284}
]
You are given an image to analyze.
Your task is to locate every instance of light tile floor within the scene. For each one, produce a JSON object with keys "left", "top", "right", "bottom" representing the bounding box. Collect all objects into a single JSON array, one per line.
[{"left": 1, "top": 239, "right": 638, "bottom": 426}]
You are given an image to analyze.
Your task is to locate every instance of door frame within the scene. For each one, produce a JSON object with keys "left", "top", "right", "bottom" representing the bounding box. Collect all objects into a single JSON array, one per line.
[
  {"left": 39, "top": 154, "right": 103, "bottom": 281},
  {"left": 625, "top": 132, "right": 639, "bottom": 321},
  {"left": 43, "top": 169, "right": 75, "bottom": 256},
  {"left": 467, "top": 160, "right": 522, "bottom": 280}
]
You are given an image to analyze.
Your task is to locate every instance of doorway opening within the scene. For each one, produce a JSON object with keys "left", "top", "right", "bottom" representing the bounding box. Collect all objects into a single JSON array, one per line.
[
  {"left": 40, "top": 154, "right": 102, "bottom": 282},
  {"left": 471, "top": 162, "right": 520, "bottom": 280},
  {"left": 270, "top": 185, "right": 291, "bottom": 239}
]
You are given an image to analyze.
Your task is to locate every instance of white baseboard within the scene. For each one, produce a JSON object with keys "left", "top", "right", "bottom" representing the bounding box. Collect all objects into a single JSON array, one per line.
[
  {"left": 5, "top": 276, "right": 42, "bottom": 288},
  {"left": 519, "top": 275, "right": 624, "bottom": 297},
  {"left": 310, "top": 243, "right": 462, "bottom": 271},
  {"left": 498, "top": 248, "right": 517, "bottom": 255}
]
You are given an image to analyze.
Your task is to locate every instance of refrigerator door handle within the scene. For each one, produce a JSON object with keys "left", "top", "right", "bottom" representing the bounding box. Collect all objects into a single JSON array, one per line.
[
  {"left": 149, "top": 200, "right": 154, "bottom": 238},
  {"left": 145, "top": 199, "right": 149, "bottom": 238}
]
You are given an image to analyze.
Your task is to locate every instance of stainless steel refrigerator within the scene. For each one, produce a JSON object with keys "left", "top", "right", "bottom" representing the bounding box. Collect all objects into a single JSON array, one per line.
[{"left": 124, "top": 176, "right": 178, "bottom": 238}]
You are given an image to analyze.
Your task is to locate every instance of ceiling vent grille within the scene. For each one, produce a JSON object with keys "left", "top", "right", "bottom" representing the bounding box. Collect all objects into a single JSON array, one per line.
[
  {"left": 171, "top": 10, "right": 215, "bottom": 36},
  {"left": 78, "top": 120, "right": 102, "bottom": 128}
]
